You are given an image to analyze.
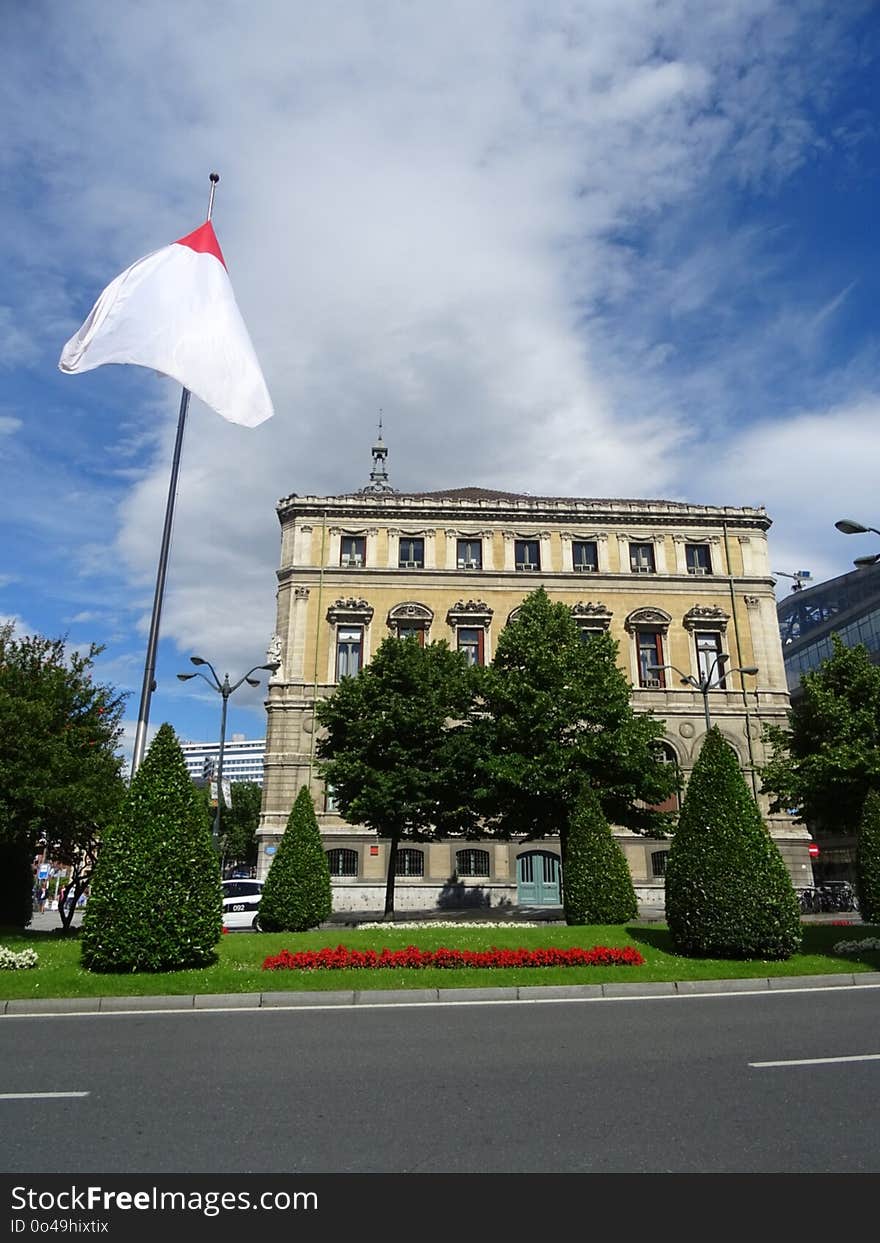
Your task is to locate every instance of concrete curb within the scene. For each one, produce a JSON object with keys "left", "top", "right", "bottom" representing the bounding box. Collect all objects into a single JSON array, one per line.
[{"left": 3, "top": 972, "right": 880, "bottom": 1015}]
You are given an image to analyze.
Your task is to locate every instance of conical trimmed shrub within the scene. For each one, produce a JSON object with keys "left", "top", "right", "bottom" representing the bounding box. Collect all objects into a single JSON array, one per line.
[
  {"left": 80, "top": 723, "right": 222, "bottom": 971},
  {"left": 563, "top": 786, "right": 637, "bottom": 924},
  {"left": 665, "top": 727, "right": 801, "bottom": 959},
  {"left": 856, "top": 788, "right": 880, "bottom": 924},
  {"left": 259, "top": 786, "right": 332, "bottom": 932}
]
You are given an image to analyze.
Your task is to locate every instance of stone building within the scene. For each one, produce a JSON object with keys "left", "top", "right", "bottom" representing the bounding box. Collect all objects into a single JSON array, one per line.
[{"left": 259, "top": 434, "right": 812, "bottom": 909}]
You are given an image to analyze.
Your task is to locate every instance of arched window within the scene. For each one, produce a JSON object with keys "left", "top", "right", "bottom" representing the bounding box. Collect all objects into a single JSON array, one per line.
[
  {"left": 396, "top": 848, "right": 424, "bottom": 877},
  {"left": 326, "top": 848, "right": 358, "bottom": 877},
  {"left": 455, "top": 848, "right": 490, "bottom": 878},
  {"left": 648, "top": 741, "right": 681, "bottom": 813}
]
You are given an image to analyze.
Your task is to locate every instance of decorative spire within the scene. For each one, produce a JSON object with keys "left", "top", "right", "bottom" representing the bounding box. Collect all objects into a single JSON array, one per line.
[{"left": 361, "top": 412, "right": 397, "bottom": 493}]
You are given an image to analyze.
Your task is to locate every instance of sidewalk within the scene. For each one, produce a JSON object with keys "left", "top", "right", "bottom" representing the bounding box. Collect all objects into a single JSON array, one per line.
[{"left": 25, "top": 904, "right": 862, "bottom": 934}]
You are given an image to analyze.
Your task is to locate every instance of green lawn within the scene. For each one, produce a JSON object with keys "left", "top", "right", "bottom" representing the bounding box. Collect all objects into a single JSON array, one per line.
[{"left": 0, "top": 921, "right": 878, "bottom": 1000}]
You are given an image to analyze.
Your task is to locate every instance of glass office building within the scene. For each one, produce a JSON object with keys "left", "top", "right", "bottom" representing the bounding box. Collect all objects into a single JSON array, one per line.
[
  {"left": 778, "top": 564, "right": 880, "bottom": 694},
  {"left": 778, "top": 564, "right": 880, "bottom": 881}
]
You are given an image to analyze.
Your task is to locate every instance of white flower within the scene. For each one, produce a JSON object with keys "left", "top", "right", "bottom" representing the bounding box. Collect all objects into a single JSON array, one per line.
[
  {"left": 356, "top": 920, "right": 542, "bottom": 930},
  {"left": 0, "top": 946, "right": 39, "bottom": 970}
]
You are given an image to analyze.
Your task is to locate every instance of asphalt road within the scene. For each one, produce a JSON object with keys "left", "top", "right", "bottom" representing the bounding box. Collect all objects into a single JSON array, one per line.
[{"left": 2, "top": 983, "right": 879, "bottom": 1174}]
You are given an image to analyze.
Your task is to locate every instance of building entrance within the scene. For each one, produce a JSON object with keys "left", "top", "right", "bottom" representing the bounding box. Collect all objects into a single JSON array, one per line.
[{"left": 516, "top": 851, "right": 561, "bottom": 905}]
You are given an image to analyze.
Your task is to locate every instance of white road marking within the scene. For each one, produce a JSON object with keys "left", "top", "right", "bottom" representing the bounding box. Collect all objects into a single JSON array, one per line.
[
  {"left": 750, "top": 1053, "right": 880, "bottom": 1068},
  {"left": 0, "top": 1091, "right": 90, "bottom": 1099}
]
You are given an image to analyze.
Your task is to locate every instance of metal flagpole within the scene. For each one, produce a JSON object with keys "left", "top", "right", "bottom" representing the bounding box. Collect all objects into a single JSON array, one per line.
[{"left": 130, "top": 172, "right": 221, "bottom": 779}]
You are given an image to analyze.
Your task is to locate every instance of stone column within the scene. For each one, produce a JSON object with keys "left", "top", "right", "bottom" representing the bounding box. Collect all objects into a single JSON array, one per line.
[{"left": 285, "top": 585, "right": 311, "bottom": 682}]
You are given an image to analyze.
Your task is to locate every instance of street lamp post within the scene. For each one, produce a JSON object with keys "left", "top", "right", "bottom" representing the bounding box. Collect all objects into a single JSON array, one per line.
[
  {"left": 177, "top": 657, "right": 279, "bottom": 857},
  {"left": 649, "top": 654, "right": 759, "bottom": 732},
  {"left": 835, "top": 518, "right": 880, "bottom": 568}
]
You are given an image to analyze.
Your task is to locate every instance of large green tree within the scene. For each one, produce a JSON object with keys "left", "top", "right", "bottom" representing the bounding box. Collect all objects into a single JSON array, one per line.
[
  {"left": 666, "top": 727, "right": 801, "bottom": 959},
  {"left": 81, "top": 723, "right": 222, "bottom": 972},
  {"left": 761, "top": 636, "right": 880, "bottom": 835},
  {"left": 0, "top": 624, "right": 126, "bottom": 927},
  {"left": 472, "top": 588, "right": 675, "bottom": 859},
  {"left": 221, "top": 781, "right": 262, "bottom": 874},
  {"left": 316, "top": 636, "right": 477, "bottom": 917}
]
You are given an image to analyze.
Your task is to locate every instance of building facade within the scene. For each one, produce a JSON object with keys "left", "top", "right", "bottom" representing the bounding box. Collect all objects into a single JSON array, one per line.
[
  {"left": 180, "top": 734, "right": 266, "bottom": 785},
  {"left": 259, "top": 443, "right": 811, "bottom": 909}
]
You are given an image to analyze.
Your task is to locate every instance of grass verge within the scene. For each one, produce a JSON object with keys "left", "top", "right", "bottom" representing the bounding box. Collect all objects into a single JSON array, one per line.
[{"left": 0, "top": 921, "right": 878, "bottom": 1000}]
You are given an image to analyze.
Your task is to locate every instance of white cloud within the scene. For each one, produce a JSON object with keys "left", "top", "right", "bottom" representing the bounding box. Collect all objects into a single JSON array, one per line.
[
  {"left": 703, "top": 396, "right": 880, "bottom": 588},
  {"left": 3, "top": 1, "right": 877, "bottom": 703}
]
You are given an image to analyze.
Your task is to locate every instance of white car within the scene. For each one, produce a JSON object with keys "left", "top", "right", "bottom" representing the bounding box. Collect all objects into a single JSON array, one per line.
[{"left": 221, "top": 878, "right": 264, "bottom": 931}]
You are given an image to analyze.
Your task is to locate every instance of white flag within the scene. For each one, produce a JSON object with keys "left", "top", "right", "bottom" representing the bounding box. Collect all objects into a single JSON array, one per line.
[{"left": 59, "top": 221, "right": 273, "bottom": 428}]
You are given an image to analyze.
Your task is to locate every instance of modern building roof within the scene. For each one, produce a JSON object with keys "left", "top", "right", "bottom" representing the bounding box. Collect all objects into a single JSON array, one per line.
[{"left": 777, "top": 563, "right": 880, "bottom": 691}]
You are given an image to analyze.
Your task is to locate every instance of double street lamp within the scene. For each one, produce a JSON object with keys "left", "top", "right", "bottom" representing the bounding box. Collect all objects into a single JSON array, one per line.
[
  {"left": 834, "top": 518, "right": 880, "bottom": 568},
  {"left": 177, "top": 656, "right": 279, "bottom": 852},
  {"left": 649, "top": 654, "right": 759, "bottom": 732}
]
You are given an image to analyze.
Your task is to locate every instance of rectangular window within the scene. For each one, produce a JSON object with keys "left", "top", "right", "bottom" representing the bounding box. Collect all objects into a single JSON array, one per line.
[
  {"left": 396, "top": 848, "right": 424, "bottom": 877},
  {"left": 456, "top": 849, "right": 490, "bottom": 877},
  {"left": 572, "top": 540, "right": 598, "bottom": 572},
  {"left": 515, "top": 540, "right": 540, "bottom": 571},
  {"left": 695, "top": 631, "right": 725, "bottom": 687},
  {"left": 324, "top": 784, "right": 338, "bottom": 813},
  {"left": 340, "top": 536, "right": 366, "bottom": 567},
  {"left": 457, "top": 627, "right": 484, "bottom": 666},
  {"left": 637, "top": 630, "right": 665, "bottom": 687},
  {"left": 397, "top": 624, "right": 425, "bottom": 646},
  {"left": 336, "top": 626, "right": 363, "bottom": 680},
  {"left": 686, "top": 544, "right": 712, "bottom": 575},
  {"left": 456, "top": 539, "right": 483, "bottom": 570},
  {"left": 630, "top": 543, "right": 656, "bottom": 573},
  {"left": 398, "top": 537, "right": 425, "bottom": 569},
  {"left": 651, "top": 850, "right": 670, "bottom": 878}
]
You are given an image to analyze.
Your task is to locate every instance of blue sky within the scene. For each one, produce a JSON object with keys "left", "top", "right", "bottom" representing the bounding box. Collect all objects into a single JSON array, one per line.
[{"left": 3, "top": 1, "right": 879, "bottom": 764}]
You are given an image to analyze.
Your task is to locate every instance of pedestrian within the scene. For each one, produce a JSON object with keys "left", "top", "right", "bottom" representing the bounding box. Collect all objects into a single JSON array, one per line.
[{"left": 38, "top": 884, "right": 48, "bottom": 914}]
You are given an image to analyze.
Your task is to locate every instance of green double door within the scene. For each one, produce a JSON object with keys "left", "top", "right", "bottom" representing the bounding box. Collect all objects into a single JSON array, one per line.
[{"left": 516, "top": 851, "right": 561, "bottom": 905}]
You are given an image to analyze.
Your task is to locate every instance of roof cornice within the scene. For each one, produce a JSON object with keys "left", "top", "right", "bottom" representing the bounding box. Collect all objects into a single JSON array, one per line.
[{"left": 276, "top": 490, "right": 771, "bottom": 530}]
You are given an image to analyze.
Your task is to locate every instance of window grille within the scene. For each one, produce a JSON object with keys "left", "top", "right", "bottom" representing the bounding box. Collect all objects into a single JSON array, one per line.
[
  {"left": 456, "top": 849, "right": 490, "bottom": 878},
  {"left": 396, "top": 848, "right": 424, "bottom": 877},
  {"left": 651, "top": 850, "right": 669, "bottom": 878},
  {"left": 326, "top": 848, "right": 358, "bottom": 877}
]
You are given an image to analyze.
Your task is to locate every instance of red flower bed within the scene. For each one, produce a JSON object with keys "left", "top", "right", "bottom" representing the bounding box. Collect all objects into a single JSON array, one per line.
[{"left": 262, "top": 944, "right": 645, "bottom": 971}]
